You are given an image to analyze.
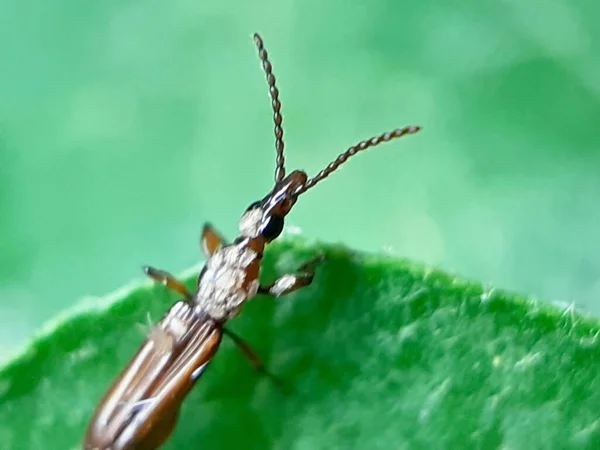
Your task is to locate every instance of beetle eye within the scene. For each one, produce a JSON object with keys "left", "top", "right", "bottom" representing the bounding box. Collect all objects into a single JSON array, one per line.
[
  {"left": 260, "top": 215, "right": 284, "bottom": 241},
  {"left": 246, "top": 201, "right": 261, "bottom": 212}
]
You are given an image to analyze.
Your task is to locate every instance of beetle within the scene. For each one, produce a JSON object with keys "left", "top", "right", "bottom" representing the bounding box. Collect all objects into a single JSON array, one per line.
[{"left": 82, "top": 32, "right": 421, "bottom": 450}]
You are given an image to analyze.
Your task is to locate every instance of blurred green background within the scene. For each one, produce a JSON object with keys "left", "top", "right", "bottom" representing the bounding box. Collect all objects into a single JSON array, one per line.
[{"left": 1, "top": 0, "right": 600, "bottom": 360}]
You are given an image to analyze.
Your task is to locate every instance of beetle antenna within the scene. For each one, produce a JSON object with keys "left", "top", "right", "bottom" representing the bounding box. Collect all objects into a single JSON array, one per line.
[
  {"left": 253, "top": 32, "right": 286, "bottom": 183},
  {"left": 294, "top": 125, "right": 422, "bottom": 195}
]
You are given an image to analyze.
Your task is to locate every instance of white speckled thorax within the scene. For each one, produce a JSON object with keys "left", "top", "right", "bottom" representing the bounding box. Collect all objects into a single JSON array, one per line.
[{"left": 195, "top": 242, "right": 260, "bottom": 320}]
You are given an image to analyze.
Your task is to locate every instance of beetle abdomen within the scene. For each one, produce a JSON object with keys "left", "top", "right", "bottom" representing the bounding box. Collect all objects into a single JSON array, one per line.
[{"left": 83, "top": 302, "right": 222, "bottom": 450}]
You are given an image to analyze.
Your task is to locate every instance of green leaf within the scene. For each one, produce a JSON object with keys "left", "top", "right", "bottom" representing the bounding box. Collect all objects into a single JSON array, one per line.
[{"left": 1, "top": 240, "right": 600, "bottom": 449}]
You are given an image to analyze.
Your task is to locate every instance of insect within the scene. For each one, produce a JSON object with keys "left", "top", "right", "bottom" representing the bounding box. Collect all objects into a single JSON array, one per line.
[{"left": 82, "top": 32, "right": 421, "bottom": 450}]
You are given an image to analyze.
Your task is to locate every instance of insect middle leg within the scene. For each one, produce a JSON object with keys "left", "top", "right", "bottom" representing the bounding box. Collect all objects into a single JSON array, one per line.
[
  {"left": 143, "top": 266, "right": 193, "bottom": 301},
  {"left": 259, "top": 254, "right": 325, "bottom": 297},
  {"left": 222, "top": 327, "right": 289, "bottom": 393}
]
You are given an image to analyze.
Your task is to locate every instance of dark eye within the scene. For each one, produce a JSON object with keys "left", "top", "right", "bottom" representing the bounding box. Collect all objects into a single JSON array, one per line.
[
  {"left": 260, "top": 215, "right": 284, "bottom": 241},
  {"left": 246, "top": 201, "right": 261, "bottom": 212}
]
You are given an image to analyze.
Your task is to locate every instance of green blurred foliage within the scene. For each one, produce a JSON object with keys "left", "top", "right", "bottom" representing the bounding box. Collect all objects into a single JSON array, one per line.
[{"left": 1, "top": 0, "right": 600, "bottom": 358}]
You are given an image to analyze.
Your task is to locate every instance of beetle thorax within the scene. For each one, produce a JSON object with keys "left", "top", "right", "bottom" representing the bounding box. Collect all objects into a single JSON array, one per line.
[{"left": 195, "top": 242, "right": 260, "bottom": 320}]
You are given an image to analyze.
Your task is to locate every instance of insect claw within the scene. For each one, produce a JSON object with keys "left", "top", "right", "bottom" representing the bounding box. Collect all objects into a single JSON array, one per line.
[
  {"left": 265, "top": 372, "right": 292, "bottom": 395},
  {"left": 300, "top": 253, "right": 327, "bottom": 273}
]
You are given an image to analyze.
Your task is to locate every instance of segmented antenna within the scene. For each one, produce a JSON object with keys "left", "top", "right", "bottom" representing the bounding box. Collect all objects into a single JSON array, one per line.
[
  {"left": 294, "top": 125, "right": 422, "bottom": 195},
  {"left": 253, "top": 33, "right": 286, "bottom": 183}
]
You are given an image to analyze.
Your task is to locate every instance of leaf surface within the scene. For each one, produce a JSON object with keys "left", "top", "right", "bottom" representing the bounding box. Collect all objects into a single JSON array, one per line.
[{"left": 1, "top": 241, "right": 599, "bottom": 449}]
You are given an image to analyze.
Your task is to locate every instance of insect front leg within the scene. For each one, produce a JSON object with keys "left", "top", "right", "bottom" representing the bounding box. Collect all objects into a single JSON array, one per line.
[
  {"left": 259, "top": 254, "right": 325, "bottom": 297},
  {"left": 143, "top": 266, "right": 193, "bottom": 301},
  {"left": 201, "top": 222, "right": 227, "bottom": 257}
]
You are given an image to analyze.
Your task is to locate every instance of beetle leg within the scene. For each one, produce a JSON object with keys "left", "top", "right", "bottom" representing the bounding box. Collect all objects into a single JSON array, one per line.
[
  {"left": 222, "top": 327, "right": 290, "bottom": 393},
  {"left": 259, "top": 254, "right": 325, "bottom": 297},
  {"left": 201, "top": 222, "right": 227, "bottom": 257},
  {"left": 143, "top": 266, "right": 193, "bottom": 301}
]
